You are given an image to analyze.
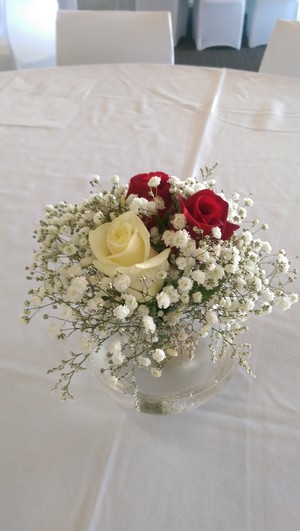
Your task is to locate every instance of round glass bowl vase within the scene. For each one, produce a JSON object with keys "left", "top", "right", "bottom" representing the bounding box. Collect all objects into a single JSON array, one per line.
[{"left": 90, "top": 337, "right": 238, "bottom": 415}]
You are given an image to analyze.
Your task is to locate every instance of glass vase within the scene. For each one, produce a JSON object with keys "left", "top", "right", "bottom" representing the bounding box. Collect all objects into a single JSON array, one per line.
[{"left": 90, "top": 335, "right": 238, "bottom": 415}]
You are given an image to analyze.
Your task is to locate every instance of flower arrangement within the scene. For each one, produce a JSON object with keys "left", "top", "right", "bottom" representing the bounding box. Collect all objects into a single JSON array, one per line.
[{"left": 22, "top": 165, "right": 298, "bottom": 402}]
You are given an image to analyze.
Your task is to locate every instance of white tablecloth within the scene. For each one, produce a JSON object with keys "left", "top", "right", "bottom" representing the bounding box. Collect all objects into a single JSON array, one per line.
[{"left": 0, "top": 64, "right": 299, "bottom": 531}]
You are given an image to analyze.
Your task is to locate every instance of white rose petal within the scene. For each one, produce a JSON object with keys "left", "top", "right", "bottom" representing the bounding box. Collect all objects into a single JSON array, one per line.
[{"left": 89, "top": 211, "right": 170, "bottom": 301}]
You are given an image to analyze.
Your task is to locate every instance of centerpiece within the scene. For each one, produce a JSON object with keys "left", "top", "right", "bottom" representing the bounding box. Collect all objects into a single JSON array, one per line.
[{"left": 21, "top": 165, "right": 298, "bottom": 414}]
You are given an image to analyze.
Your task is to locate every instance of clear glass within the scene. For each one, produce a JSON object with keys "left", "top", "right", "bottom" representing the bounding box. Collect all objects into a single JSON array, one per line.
[{"left": 90, "top": 338, "right": 238, "bottom": 415}]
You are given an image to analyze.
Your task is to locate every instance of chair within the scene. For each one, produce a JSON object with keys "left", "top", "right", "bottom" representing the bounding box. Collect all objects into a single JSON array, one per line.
[
  {"left": 0, "top": 0, "right": 16, "bottom": 70},
  {"left": 56, "top": 10, "right": 174, "bottom": 65},
  {"left": 58, "top": 0, "right": 78, "bottom": 8},
  {"left": 134, "top": 0, "right": 189, "bottom": 46},
  {"left": 77, "top": 1, "right": 135, "bottom": 8},
  {"left": 192, "top": 0, "right": 246, "bottom": 51},
  {"left": 6, "top": 0, "right": 56, "bottom": 69},
  {"left": 246, "top": 0, "right": 299, "bottom": 48},
  {"left": 259, "top": 19, "right": 300, "bottom": 77}
]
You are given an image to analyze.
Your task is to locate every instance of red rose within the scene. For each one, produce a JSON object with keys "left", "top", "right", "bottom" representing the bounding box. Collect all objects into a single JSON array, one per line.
[
  {"left": 179, "top": 189, "right": 239, "bottom": 240},
  {"left": 127, "top": 171, "right": 172, "bottom": 213}
]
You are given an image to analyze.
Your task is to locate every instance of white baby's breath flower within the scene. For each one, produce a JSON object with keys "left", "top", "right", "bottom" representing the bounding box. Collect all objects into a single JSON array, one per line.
[
  {"left": 151, "top": 367, "right": 162, "bottom": 378},
  {"left": 142, "top": 315, "right": 156, "bottom": 333},
  {"left": 254, "top": 277, "right": 262, "bottom": 292},
  {"left": 243, "top": 197, "right": 253, "bottom": 206},
  {"left": 261, "top": 288, "right": 274, "bottom": 303},
  {"left": 172, "top": 214, "right": 187, "bottom": 230},
  {"left": 108, "top": 339, "right": 122, "bottom": 354},
  {"left": 180, "top": 293, "right": 190, "bottom": 304},
  {"left": 137, "top": 304, "right": 149, "bottom": 316},
  {"left": 166, "top": 347, "right": 178, "bottom": 357},
  {"left": 100, "top": 277, "right": 112, "bottom": 291},
  {"left": 198, "top": 325, "right": 211, "bottom": 338},
  {"left": 156, "top": 292, "right": 171, "bottom": 309},
  {"left": 67, "top": 276, "right": 88, "bottom": 302},
  {"left": 62, "top": 304, "right": 74, "bottom": 319},
  {"left": 168, "top": 175, "right": 180, "bottom": 185},
  {"left": 68, "top": 264, "right": 83, "bottom": 277},
  {"left": 211, "top": 226, "right": 222, "bottom": 239},
  {"left": 152, "top": 348, "right": 166, "bottom": 362},
  {"left": 163, "top": 285, "right": 180, "bottom": 304},
  {"left": 210, "top": 265, "right": 224, "bottom": 281},
  {"left": 225, "top": 263, "right": 238, "bottom": 274},
  {"left": 178, "top": 276, "right": 193, "bottom": 293},
  {"left": 80, "top": 336, "right": 96, "bottom": 354},
  {"left": 162, "top": 230, "right": 175, "bottom": 247},
  {"left": 177, "top": 329, "right": 189, "bottom": 341},
  {"left": 206, "top": 309, "right": 218, "bottom": 325},
  {"left": 49, "top": 323, "right": 61, "bottom": 337},
  {"left": 173, "top": 230, "right": 190, "bottom": 249},
  {"left": 112, "top": 351, "right": 125, "bottom": 365},
  {"left": 193, "top": 292, "right": 203, "bottom": 303},
  {"left": 113, "top": 274, "right": 131, "bottom": 293},
  {"left": 276, "top": 297, "right": 292, "bottom": 311},
  {"left": 146, "top": 200, "right": 158, "bottom": 213},
  {"left": 113, "top": 305, "right": 130, "bottom": 320},
  {"left": 176, "top": 257, "right": 188, "bottom": 270},
  {"left": 23, "top": 165, "right": 299, "bottom": 403},
  {"left": 290, "top": 293, "right": 298, "bottom": 305},
  {"left": 121, "top": 294, "right": 138, "bottom": 313},
  {"left": 93, "top": 212, "right": 104, "bottom": 225},
  {"left": 63, "top": 243, "right": 77, "bottom": 256},
  {"left": 243, "top": 230, "right": 253, "bottom": 245},
  {"left": 19, "top": 314, "right": 30, "bottom": 324},
  {"left": 148, "top": 176, "right": 161, "bottom": 187},
  {"left": 276, "top": 254, "right": 289, "bottom": 272},
  {"left": 191, "top": 270, "right": 206, "bottom": 284},
  {"left": 155, "top": 197, "right": 165, "bottom": 211},
  {"left": 111, "top": 174, "right": 119, "bottom": 185},
  {"left": 262, "top": 241, "right": 272, "bottom": 253},
  {"left": 138, "top": 357, "right": 151, "bottom": 367},
  {"left": 128, "top": 197, "right": 149, "bottom": 215},
  {"left": 241, "top": 299, "right": 255, "bottom": 311},
  {"left": 107, "top": 375, "right": 118, "bottom": 387},
  {"left": 32, "top": 296, "right": 42, "bottom": 307}
]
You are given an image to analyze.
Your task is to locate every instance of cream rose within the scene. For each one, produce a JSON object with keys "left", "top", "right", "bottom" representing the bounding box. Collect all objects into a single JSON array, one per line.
[{"left": 89, "top": 211, "right": 170, "bottom": 301}]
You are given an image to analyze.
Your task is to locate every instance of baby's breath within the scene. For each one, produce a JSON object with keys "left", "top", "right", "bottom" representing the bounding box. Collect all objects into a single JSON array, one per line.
[{"left": 22, "top": 169, "right": 298, "bottom": 401}]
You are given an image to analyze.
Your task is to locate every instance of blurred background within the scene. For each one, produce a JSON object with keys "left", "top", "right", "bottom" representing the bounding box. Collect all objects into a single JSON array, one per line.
[{"left": 4, "top": 0, "right": 300, "bottom": 70}]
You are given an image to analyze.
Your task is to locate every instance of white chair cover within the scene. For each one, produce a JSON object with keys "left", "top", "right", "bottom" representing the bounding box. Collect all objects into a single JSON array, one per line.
[
  {"left": 192, "top": 0, "right": 246, "bottom": 51},
  {"left": 0, "top": 0, "right": 16, "bottom": 70},
  {"left": 58, "top": 0, "right": 78, "bottom": 8},
  {"left": 135, "top": 0, "right": 189, "bottom": 46},
  {"left": 77, "top": 1, "right": 135, "bottom": 8},
  {"left": 56, "top": 10, "right": 175, "bottom": 65},
  {"left": 259, "top": 19, "right": 300, "bottom": 77},
  {"left": 246, "top": 0, "right": 299, "bottom": 48},
  {"left": 6, "top": 0, "right": 56, "bottom": 69}
]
